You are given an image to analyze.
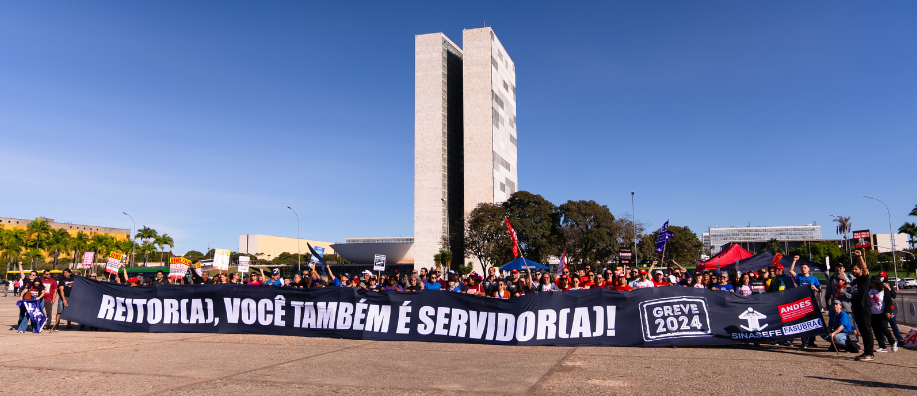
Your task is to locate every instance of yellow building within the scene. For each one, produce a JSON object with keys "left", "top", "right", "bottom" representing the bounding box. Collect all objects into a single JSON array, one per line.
[{"left": 0, "top": 216, "right": 131, "bottom": 241}]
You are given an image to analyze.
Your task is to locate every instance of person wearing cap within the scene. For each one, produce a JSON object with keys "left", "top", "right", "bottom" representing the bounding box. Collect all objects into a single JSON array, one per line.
[
  {"left": 868, "top": 274, "right": 897, "bottom": 353},
  {"left": 825, "top": 299, "right": 857, "bottom": 352},
  {"left": 766, "top": 263, "right": 796, "bottom": 293},
  {"left": 651, "top": 271, "right": 669, "bottom": 287},
  {"left": 632, "top": 269, "right": 654, "bottom": 289},
  {"left": 262, "top": 268, "right": 283, "bottom": 286},
  {"left": 850, "top": 250, "right": 876, "bottom": 361}
]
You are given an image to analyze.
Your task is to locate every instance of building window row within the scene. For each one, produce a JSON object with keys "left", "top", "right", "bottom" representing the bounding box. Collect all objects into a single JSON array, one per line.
[{"left": 493, "top": 151, "right": 511, "bottom": 172}]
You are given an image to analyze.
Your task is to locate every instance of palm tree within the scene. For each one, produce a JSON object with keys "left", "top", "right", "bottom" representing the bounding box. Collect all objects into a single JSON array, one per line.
[
  {"left": 70, "top": 231, "right": 90, "bottom": 267},
  {"left": 25, "top": 218, "right": 52, "bottom": 270},
  {"left": 1, "top": 228, "right": 24, "bottom": 274},
  {"left": 909, "top": 204, "right": 917, "bottom": 217},
  {"left": 155, "top": 234, "right": 174, "bottom": 264},
  {"left": 833, "top": 215, "right": 854, "bottom": 265},
  {"left": 135, "top": 226, "right": 158, "bottom": 265},
  {"left": 139, "top": 241, "right": 157, "bottom": 266},
  {"left": 45, "top": 228, "right": 72, "bottom": 270},
  {"left": 899, "top": 222, "right": 917, "bottom": 250},
  {"left": 23, "top": 248, "right": 43, "bottom": 270},
  {"left": 89, "top": 234, "right": 113, "bottom": 273}
]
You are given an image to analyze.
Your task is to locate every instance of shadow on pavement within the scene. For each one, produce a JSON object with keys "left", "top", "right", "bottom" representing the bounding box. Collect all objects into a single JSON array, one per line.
[{"left": 806, "top": 377, "right": 917, "bottom": 391}]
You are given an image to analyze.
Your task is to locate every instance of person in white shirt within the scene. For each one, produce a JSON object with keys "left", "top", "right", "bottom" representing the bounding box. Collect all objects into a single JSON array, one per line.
[{"left": 632, "top": 269, "right": 654, "bottom": 289}]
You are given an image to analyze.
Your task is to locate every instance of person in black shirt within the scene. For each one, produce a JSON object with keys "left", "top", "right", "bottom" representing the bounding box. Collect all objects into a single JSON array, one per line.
[
  {"left": 52, "top": 268, "right": 76, "bottom": 331},
  {"left": 850, "top": 250, "right": 875, "bottom": 361}
]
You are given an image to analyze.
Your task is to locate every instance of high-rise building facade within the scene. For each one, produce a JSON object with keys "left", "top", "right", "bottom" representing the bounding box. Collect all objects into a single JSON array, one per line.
[
  {"left": 414, "top": 27, "right": 517, "bottom": 270},
  {"left": 415, "top": 33, "right": 465, "bottom": 270},
  {"left": 463, "top": 28, "right": 518, "bottom": 213}
]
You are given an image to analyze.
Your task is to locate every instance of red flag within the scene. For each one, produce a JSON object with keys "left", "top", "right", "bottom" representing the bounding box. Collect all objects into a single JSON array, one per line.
[
  {"left": 504, "top": 217, "right": 520, "bottom": 257},
  {"left": 557, "top": 248, "right": 567, "bottom": 276}
]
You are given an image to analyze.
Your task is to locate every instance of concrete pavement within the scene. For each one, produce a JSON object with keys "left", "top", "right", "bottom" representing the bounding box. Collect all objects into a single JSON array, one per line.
[{"left": 2, "top": 296, "right": 915, "bottom": 395}]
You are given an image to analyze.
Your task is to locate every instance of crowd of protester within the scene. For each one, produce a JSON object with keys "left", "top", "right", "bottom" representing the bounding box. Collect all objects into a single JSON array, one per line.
[{"left": 8, "top": 250, "right": 907, "bottom": 362}]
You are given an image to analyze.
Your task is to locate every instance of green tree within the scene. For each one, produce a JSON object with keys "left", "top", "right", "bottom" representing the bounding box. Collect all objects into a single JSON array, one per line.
[
  {"left": 70, "top": 231, "right": 90, "bottom": 267},
  {"left": 502, "top": 191, "right": 559, "bottom": 263},
  {"left": 789, "top": 241, "right": 848, "bottom": 268},
  {"left": 184, "top": 250, "right": 205, "bottom": 262},
  {"left": 439, "top": 250, "right": 453, "bottom": 270},
  {"left": 139, "top": 241, "right": 157, "bottom": 266},
  {"left": 899, "top": 222, "right": 916, "bottom": 249},
  {"left": 464, "top": 202, "right": 513, "bottom": 274},
  {"left": 764, "top": 238, "right": 783, "bottom": 254},
  {"left": 25, "top": 218, "right": 52, "bottom": 270},
  {"left": 557, "top": 200, "right": 619, "bottom": 268},
  {"left": 155, "top": 234, "right": 175, "bottom": 264},
  {"left": 1, "top": 227, "right": 26, "bottom": 273},
  {"left": 134, "top": 226, "right": 158, "bottom": 265},
  {"left": 45, "top": 228, "right": 72, "bottom": 270},
  {"left": 833, "top": 215, "right": 852, "bottom": 259}
]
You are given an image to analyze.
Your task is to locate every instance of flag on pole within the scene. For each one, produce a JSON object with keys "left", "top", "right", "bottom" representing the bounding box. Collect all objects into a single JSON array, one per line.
[
  {"left": 826, "top": 256, "right": 831, "bottom": 271},
  {"left": 16, "top": 299, "right": 47, "bottom": 333},
  {"left": 655, "top": 220, "right": 675, "bottom": 252},
  {"left": 504, "top": 217, "right": 520, "bottom": 258},
  {"left": 557, "top": 248, "right": 567, "bottom": 275}
]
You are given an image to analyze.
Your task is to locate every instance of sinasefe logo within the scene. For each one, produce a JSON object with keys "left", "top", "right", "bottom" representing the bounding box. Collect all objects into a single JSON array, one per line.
[{"left": 778, "top": 298, "right": 814, "bottom": 322}]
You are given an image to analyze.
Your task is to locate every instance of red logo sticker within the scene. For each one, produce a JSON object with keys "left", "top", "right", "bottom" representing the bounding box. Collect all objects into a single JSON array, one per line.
[{"left": 778, "top": 298, "right": 814, "bottom": 322}]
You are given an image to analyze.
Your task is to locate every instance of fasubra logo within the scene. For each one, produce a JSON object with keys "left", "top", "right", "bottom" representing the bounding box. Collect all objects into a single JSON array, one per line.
[{"left": 778, "top": 298, "right": 814, "bottom": 322}]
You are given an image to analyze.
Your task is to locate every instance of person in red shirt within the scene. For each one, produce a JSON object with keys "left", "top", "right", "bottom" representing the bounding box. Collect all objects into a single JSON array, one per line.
[
  {"left": 40, "top": 270, "right": 57, "bottom": 330},
  {"left": 556, "top": 276, "right": 571, "bottom": 291},
  {"left": 614, "top": 276, "right": 633, "bottom": 291},
  {"left": 651, "top": 271, "right": 669, "bottom": 287}
]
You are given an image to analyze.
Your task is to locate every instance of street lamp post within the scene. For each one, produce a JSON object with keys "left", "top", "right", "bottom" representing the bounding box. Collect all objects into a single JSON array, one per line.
[
  {"left": 631, "top": 192, "right": 637, "bottom": 265},
  {"left": 287, "top": 206, "right": 300, "bottom": 273},
  {"left": 123, "top": 212, "right": 135, "bottom": 267},
  {"left": 864, "top": 196, "right": 899, "bottom": 280}
]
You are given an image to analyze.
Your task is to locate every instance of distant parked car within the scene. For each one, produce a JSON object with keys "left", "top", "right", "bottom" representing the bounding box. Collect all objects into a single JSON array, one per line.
[{"left": 898, "top": 278, "right": 917, "bottom": 289}]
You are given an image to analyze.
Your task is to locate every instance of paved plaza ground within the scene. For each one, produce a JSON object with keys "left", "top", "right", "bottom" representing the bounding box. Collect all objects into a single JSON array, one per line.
[{"left": 1, "top": 298, "right": 915, "bottom": 395}]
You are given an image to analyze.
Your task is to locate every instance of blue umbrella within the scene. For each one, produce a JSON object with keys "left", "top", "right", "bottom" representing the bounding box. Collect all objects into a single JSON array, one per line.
[{"left": 499, "top": 257, "right": 549, "bottom": 271}]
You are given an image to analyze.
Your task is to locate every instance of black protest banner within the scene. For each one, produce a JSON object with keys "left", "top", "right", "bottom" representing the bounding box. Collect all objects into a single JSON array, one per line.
[{"left": 62, "top": 277, "right": 826, "bottom": 347}]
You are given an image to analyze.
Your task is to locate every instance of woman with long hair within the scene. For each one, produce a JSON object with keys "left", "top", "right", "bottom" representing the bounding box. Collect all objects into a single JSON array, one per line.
[{"left": 17, "top": 278, "right": 46, "bottom": 333}]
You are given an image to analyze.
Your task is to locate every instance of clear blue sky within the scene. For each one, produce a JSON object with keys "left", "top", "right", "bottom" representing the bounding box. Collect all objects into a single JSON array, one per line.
[{"left": 2, "top": 1, "right": 915, "bottom": 255}]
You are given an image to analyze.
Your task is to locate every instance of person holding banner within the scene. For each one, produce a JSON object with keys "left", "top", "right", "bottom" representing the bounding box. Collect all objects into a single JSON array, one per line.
[
  {"left": 52, "top": 268, "right": 76, "bottom": 331},
  {"left": 154, "top": 270, "right": 169, "bottom": 285},
  {"left": 17, "top": 278, "right": 45, "bottom": 333}
]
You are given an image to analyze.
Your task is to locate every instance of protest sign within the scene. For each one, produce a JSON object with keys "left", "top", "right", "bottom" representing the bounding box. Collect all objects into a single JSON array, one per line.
[
  {"left": 374, "top": 254, "right": 386, "bottom": 271},
  {"left": 105, "top": 253, "right": 124, "bottom": 275},
  {"left": 63, "top": 278, "right": 826, "bottom": 348},
  {"left": 213, "top": 249, "right": 231, "bottom": 271},
  {"left": 853, "top": 230, "right": 871, "bottom": 249},
  {"left": 169, "top": 257, "right": 191, "bottom": 280},
  {"left": 81, "top": 252, "right": 95, "bottom": 269},
  {"left": 238, "top": 256, "right": 250, "bottom": 273}
]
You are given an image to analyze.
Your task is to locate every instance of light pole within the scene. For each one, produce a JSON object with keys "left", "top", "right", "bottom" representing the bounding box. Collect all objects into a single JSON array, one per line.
[
  {"left": 123, "top": 212, "right": 135, "bottom": 267},
  {"left": 631, "top": 192, "right": 637, "bottom": 265},
  {"left": 864, "top": 196, "right": 899, "bottom": 280},
  {"left": 287, "top": 206, "right": 300, "bottom": 273}
]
